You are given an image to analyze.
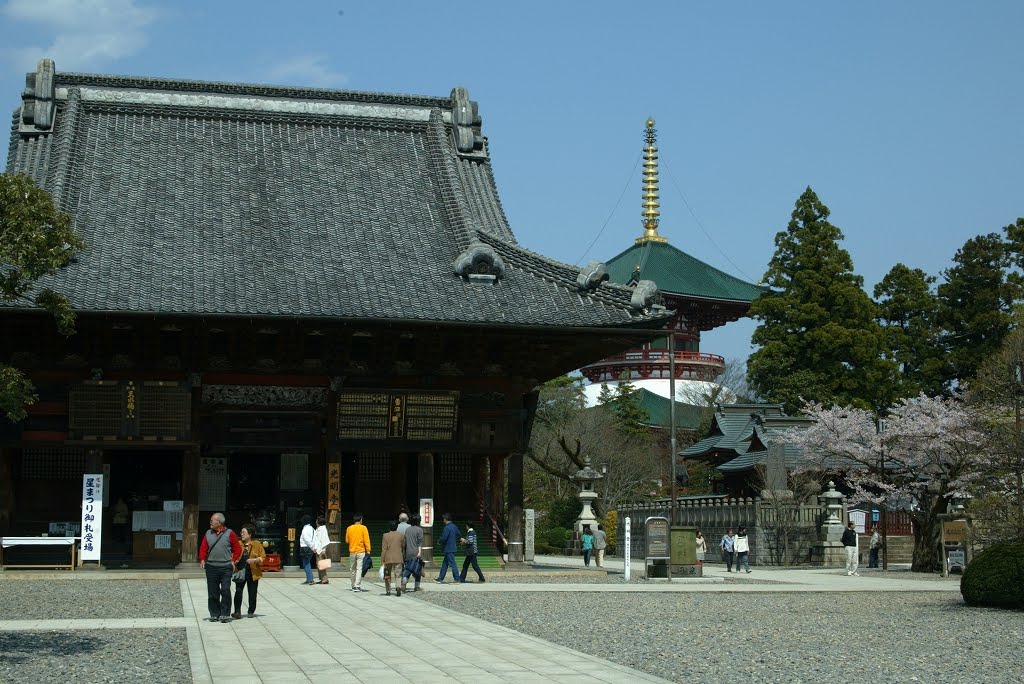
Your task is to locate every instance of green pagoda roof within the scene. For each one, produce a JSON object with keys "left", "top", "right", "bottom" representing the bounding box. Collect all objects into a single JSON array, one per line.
[{"left": 605, "top": 241, "right": 766, "bottom": 303}]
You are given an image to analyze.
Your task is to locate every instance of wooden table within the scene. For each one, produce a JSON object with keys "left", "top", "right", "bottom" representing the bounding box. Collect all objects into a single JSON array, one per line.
[{"left": 0, "top": 536, "right": 78, "bottom": 570}]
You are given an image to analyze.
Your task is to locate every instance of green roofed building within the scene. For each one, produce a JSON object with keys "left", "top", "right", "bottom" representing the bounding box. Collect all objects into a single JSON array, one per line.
[{"left": 681, "top": 403, "right": 814, "bottom": 497}]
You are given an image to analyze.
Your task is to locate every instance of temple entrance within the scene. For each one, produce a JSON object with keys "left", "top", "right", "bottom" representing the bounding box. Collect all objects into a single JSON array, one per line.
[{"left": 103, "top": 449, "right": 183, "bottom": 567}]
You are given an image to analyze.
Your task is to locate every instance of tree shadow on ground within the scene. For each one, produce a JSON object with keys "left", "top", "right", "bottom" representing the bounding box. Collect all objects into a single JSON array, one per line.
[{"left": 0, "top": 631, "right": 99, "bottom": 664}]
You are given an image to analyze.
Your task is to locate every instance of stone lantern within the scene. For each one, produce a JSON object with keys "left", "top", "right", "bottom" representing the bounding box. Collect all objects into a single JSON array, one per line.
[
  {"left": 810, "top": 481, "right": 848, "bottom": 566},
  {"left": 572, "top": 455, "right": 604, "bottom": 535}
]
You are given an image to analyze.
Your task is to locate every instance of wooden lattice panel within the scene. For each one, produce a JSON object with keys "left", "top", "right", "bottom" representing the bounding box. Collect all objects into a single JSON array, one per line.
[
  {"left": 138, "top": 382, "right": 190, "bottom": 439},
  {"left": 21, "top": 447, "right": 85, "bottom": 479},
  {"left": 69, "top": 381, "right": 121, "bottom": 437}
]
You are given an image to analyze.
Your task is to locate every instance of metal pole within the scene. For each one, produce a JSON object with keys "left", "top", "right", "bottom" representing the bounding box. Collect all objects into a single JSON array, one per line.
[
  {"left": 879, "top": 418, "right": 888, "bottom": 571},
  {"left": 669, "top": 333, "right": 677, "bottom": 525}
]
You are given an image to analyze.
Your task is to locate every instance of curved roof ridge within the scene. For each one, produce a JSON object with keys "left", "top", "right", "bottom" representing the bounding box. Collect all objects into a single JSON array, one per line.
[
  {"left": 424, "top": 109, "right": 476, "bottom": 251},
  {"left": 479, "top": 233, "right": 657, "bottom": 311},
  {"left": 56, "top": 71, "right": 451, "bottom": 108}
]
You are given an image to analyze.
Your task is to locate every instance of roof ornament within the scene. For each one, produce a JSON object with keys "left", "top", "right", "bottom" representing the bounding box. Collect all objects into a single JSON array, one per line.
[
  {"left": 627, "top": 264, "right": 641, "bottom": 287},
  {"left": 630, "top": 279, "right": 659, "bottom": 310},
  {"left": 450, "top": 86, "right": 485, "bottom": 156},
  {"left": 576, "top": 260, "right": 609, "bottom": 291},
  {"left": 20, "top": 58, "right": 56, "bottom": 136},
  {"left": 454, "top": 239, "right": 506, "bottom": 283},
  {"left": 634, "top": 117, "right": 668, "bottom": 245}
]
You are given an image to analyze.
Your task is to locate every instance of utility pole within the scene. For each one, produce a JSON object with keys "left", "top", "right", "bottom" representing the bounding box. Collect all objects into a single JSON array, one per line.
[
  {"left": 669, "top": 332, "right": 677, "bottom": 528},
  {"left": 878, "top": 417, "right": 888, "bottom": 571}
]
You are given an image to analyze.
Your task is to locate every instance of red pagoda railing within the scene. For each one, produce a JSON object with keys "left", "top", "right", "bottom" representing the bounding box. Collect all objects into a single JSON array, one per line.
[{"left": 580, "top": 350, "right": 725, "bottom": 383}]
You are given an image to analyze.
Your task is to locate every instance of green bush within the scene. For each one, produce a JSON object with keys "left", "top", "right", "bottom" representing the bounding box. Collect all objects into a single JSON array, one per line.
[
  {"left": 541, "top": 527, "right": 568, "bottom": 548},
  {"left": 547, "top": 496, "right": 581, "bottom": 529},
  {"left": 960, "top": 539, "right": 1024, "bottom": 610}
]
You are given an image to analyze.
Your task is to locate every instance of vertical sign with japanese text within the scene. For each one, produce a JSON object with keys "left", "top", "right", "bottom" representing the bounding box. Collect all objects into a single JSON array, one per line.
[
  {"left": 328, "top": 463, "right": 341, "bottom": 510},
  {"left": 419, "top": 498, "right": 434, "bottom": 527},
  {"left": 80, "top": 473, "right": 104, "bottom": 561}
]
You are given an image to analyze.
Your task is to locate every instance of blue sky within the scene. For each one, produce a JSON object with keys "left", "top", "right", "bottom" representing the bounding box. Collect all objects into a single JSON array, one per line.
[{"left": 2, "top": 2, "right": 1022, "bottom": 368}]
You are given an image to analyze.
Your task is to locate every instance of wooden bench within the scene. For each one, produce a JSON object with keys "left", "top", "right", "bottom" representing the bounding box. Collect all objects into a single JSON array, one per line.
[{"left": 0, "top": 536, "right": 78, "bottom": 571}]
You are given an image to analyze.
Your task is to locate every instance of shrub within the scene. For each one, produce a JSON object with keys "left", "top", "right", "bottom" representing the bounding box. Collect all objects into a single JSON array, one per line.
[
  {"left": 540, "top": 527, "right": 568, "bottom": 549},
  {"left": 603, "top": 510, "right": 618, "bottom": 553},
  {"left": 547, "top": 496, "right": 581, "bottom": 530},
  {"left": 960, "top": 539, "right": 1024, "bottom": 610}
]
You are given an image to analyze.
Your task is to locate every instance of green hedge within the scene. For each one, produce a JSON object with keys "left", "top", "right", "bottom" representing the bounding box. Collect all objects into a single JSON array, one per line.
[{"left": 960, "top": 539, "right": 1024, "bottom": 610}]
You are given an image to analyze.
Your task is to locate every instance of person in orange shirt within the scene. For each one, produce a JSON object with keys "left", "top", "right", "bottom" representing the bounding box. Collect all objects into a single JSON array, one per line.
[{"left": 345, "top": 512, "right": 371, "bottom": 592}]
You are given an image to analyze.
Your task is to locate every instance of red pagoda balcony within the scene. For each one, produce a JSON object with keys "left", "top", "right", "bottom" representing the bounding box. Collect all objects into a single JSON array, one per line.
[{"left": 580, "top": 350, "right": 725, "bottom": 383}]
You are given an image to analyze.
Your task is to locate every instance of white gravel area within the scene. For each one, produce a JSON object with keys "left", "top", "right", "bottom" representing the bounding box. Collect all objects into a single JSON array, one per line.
[
  {"left": 0, "top": 579, "right": 183, "bottom": 619},
  {"left": 417, "top": 591, "right": 1024, "bottom": 683},
  {"left": 0, "top": 629, "right": 190, "bottom": 683}
]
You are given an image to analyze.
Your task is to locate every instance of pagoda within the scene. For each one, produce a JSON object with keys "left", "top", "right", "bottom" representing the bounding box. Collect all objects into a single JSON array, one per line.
[{"left": 581, "top": 118, "right": 764, "bottom": 405}]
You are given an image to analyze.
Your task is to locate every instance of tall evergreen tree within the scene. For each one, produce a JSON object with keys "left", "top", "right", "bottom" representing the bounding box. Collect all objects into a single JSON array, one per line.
[
  {"left": 747, "top": 187, "right": 898, "bottom": 412},
  {"left": 873, "top": 263, "right": 950, "bottom": 397},
  {"left": 937, "top": 233, "right": 1016, "bottom": 384}
]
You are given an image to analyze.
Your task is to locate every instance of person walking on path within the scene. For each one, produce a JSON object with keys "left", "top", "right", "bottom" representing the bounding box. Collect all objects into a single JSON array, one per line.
[
  {"left": 459, "top": 523, "right": 486, "bottom": 583},
  {"left": 298, "top": 515, "right": 316, "bottom": 586},
  {"left": 593, "top": 524, "right": 608, "bottom": 568},
  {"left": 396, "top": 512, "right": 410, "bottom": 536},
  {"left": 199, "top": 512, "right": 242, "bottom": 623},
  {"left": 313, "top": 515, "right": 332, "bottom": 584},
  {"left": 581, "top": 526, "right": 594, "bottom": 567},
  {"left": 345, "top": 513, "right": 371, "bottom": 592},
  {"left": 434, "top": 513, "right": 461, "bottom": 583},
  {"left": 381, "top": 520, "right": 406, "bottom": 596},
  {"left": 868, "top": 526, "right": 882, "bottom": 569},
  {"left": 735, "top": 526, "right": 751, "bottom": 573},
  {"left": 720, "top": 529, "right": 736, "bottom": 572},
  {"left": 232, "top": 523, "right": 265, "bottom": 619},
  {"left": 402, "top": 513, "right": 424, "bottom": 593},
  {"left": 695, "top": 530, "right": 707, "bottom": 568},
  {"left": 842, "top": 521, "right": 860, "bottom": 576}
]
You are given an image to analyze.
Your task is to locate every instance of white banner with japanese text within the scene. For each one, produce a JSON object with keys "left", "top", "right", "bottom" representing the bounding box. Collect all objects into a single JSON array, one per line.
[{"left": 80, "top": 473, "right": 104, "bottom": 561}]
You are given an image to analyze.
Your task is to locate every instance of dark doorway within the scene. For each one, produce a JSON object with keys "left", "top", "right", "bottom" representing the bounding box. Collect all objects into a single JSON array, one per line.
[{"left": 104, "top": 450, "right": 183, "bottom": 567}]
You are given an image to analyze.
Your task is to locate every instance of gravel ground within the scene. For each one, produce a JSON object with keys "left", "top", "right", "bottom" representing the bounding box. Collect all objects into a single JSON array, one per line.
[
  {"left": 0, "top": 580, "right": 182, "bottom": 619},
  {"left": 0, "top": 629, "right": 190, "bottom": 684},
  {"left": 418, "top": 591, "right": 1024, "bottom": 683},
  {"left": 464, "top": 572, "right": 790, "bottom": 585}
]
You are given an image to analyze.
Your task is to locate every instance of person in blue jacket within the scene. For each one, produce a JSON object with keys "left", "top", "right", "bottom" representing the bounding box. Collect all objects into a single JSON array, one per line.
[{"left": 434, "top": 513, "right": 462, "bottom": 583}]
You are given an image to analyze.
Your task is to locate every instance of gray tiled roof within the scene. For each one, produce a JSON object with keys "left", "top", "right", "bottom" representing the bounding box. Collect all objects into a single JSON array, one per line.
[{"left": 5, "top": 65, "right": 669, "bottom": 329}]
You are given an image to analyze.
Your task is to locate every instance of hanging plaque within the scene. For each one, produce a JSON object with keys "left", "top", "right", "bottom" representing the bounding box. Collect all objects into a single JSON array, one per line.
[{"left": 337, "top": 390, "right": 458, "bottom": 441}]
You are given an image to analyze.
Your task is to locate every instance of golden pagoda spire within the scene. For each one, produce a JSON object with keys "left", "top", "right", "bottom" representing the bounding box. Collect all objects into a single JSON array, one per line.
[{"left": 635, "top": 117, "right": 668, "bottom": 245}]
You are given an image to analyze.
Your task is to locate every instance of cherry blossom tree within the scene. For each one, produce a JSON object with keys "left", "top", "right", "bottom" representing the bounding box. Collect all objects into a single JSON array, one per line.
[{"left": 789, "top": 395, "right": 986, "bottom": 572}]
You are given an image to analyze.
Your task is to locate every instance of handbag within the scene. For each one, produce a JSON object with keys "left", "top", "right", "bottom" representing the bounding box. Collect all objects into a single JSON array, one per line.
[
  {"left": 233, "top": 548, "right": 249, "bottom": 582},
  {"left": 361, "top": 552, "right": 373, "bottom": 577},
  {"left": 317, "top": 557, "right": 332, "bottom": 570}
]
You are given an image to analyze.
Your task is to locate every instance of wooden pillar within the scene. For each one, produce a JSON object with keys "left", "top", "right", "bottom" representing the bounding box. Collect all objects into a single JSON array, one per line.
[
  {"left": 418, "top": 451, "right": 434, "bottom": 563},
  {"left": 508, "top": 451, "right": 524, "bottom": 563},
  {"left": 327, "top": 449, "right": 342, "bottom": 562},
  {"left": 179, "top": 445, "right": 200, "bottom": 564},
  {"left": 392, "top": 454, "right": 407, "bottom": 519},
  {"left": 0, "top": 448, "right": 16, "bottom": 536},
  {"left": 473, "top": 456, "right": 487, "bottom": 525},
  {"left": 488, "top": 454, "right": 504, "bottom": 524}
]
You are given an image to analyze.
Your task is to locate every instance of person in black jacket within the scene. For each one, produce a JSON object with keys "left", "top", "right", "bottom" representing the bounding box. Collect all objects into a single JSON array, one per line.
[{"left": 841, "top": 521, "right": 860, "bottom": 576}]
